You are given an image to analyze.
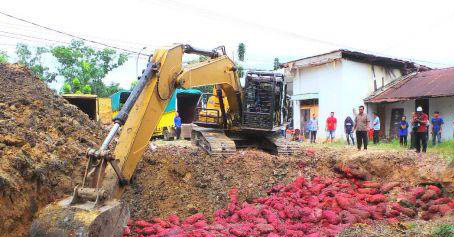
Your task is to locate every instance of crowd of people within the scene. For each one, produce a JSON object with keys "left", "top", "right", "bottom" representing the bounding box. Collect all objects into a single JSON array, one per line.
[{"left": 287, "top": 106, "right": 447, "bottom": 153}]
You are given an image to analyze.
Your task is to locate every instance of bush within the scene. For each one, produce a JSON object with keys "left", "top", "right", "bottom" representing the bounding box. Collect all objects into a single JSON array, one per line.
[
  {"left": 82, "top": 85, "right": 92, "bottom": 94},
  {"left": 62, "top": 83, "right": 72, "bottom": 94},
  {"left": 434, "top": 224, "right": 454, "bottom": 237}
]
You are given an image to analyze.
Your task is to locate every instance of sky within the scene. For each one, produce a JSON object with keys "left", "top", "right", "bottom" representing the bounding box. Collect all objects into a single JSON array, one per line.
[{"left": 1, "top": 0, "right": 454, "bottom": 90}]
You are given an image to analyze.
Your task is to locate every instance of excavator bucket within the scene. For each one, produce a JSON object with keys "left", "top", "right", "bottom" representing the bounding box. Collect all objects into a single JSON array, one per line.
[{"left": 30, "top": 197, "right": 129, "bottom": 237}]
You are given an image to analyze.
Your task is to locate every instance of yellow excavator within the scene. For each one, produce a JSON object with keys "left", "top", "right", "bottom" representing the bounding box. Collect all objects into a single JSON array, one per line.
[{"left": 30, "top": 44, "right": 297, "bottom": 236}]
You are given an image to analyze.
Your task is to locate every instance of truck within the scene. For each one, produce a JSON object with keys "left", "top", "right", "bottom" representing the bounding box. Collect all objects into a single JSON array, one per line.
[
  {"left": 110, "top": 89, "right": 202, "bottom": 140},
  {"left": 61, "top": 94, "right": 112, "bottom": 124}
]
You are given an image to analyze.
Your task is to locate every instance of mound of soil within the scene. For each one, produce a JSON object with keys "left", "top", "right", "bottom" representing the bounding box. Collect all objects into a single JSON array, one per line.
[
  {"left": 123, "top": 147, "right": 318, "bottom": 221},
  {"left": 0, "top": 64, "right": 105, "bottom": 236}
]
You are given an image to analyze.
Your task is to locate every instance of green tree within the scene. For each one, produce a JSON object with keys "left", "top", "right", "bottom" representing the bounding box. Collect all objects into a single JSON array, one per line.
[
  {"left": 0, "top": 51, "right": 8, "bottom": 63},
  {"left": 82, "top": 84, "right": 92, "bottom": 94},
  {"left": 72, "top": 78, "right": 81, "bottom": 92},
  {"left": 62, "top": 83, "right": 72, "bottom": 93},
  {"left": 51, "top": 40, "right": 128, "bottom": 97},
  {"left": 15, "top": 44, "right": 57, "bottom": 82},
  {"left": 102, "top": 82, "right": 123, "bottom": 97},
  {"left": 273, "top": 58, "right": 281, "bottom": 70},
  {"left": 237, "top": 65, "right": 244, "bottom": 78},
  {"left": 238, "top": 43, "right": 245, "bottom": 61}
]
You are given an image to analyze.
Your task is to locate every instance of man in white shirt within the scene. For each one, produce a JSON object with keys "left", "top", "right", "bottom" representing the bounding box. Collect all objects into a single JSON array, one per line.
[{"left": 372, "top": 112, "right": 380, "bottom": 144}]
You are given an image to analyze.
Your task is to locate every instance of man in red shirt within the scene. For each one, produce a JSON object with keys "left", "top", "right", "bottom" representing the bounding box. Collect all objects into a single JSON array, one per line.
[
  {"left": 412, "top": 107, "right": 429, "bottom": 153},
  {"left": 325, "top": 112, "right": 337, "bottom": 143}
]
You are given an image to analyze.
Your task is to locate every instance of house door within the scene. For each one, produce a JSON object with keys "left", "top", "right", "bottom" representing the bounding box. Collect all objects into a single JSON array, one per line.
[
  {"left": 300, "top": 109, "right": 310, "bottom": 137},
  {"left": 390, "top": 108, "right": 404, "bottom": 139},
  {"left": 415, "top": 98, "right": 429, "bottom": 115}
]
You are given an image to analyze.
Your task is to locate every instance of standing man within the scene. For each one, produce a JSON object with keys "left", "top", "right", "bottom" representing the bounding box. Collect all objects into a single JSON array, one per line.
[
  {"left": 354, "top": 105, "right": 370, "bottom": 151},
  {"left": 308, "top": 114, "right": 318, "bottom": 143},
  {"left": 412, "top": 107, "right": 429, "bottom": 153},
  {"left": 344, "top": 116, "right": 355, "bottom": 145},
  {"left": 174, "top": 112, "right": 182, "bottom": 140},
  {"left": 372, "top": 112, "right": 381, "bottom": 144},
  {"left": 399, "top": 115, "right": 409, "bottom": 146},
  {"left": 325, "top": 112, "right": 337, "bottom": 143},
  {"left": 431, "top": 111, "right": 444, "bottom": 145}
]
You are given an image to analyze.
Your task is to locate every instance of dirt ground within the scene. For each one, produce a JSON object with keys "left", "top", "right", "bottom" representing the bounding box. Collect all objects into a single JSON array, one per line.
[{"left": 0, "top": 64, "right": 105, "bottom": 237}]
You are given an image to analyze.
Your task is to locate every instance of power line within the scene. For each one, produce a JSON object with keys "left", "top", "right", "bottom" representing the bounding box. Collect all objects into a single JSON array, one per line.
[
  {"left": 150, "top": 0, "right": 452, "bottom": 67},
  {"left": 0, "top": 31, "right": 151, "bottom": 59},
  {"left": 0, "top": 11, "right": 151, "bottom": 55},
  {"left": 0, "top": 30, "right": 71, "bottom": 45},
  {"left": 0, "top": 22, "right": 155, "bottom": 58},
  {"left": 0, "top": 20, "right": 159, "bottom": 53}
]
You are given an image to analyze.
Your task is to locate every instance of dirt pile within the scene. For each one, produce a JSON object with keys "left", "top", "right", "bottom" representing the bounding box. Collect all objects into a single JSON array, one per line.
[
  {"left": 0, "top": 64, "right": 105, "bottom": 236},
  {"left": 123, "top": 147, "right": 319, "bottom": 221},
  {"left": 332, "top": 149, "right": 454, "bottom": 192}
]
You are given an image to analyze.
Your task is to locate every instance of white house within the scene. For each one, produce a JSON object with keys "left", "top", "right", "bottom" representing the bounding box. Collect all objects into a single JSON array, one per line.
[
  {"left": 365, "top": 67, "right": 454, "bottom": 141},
  {"left": 283, "top": 50, "right": 428, "bottom": 139}
]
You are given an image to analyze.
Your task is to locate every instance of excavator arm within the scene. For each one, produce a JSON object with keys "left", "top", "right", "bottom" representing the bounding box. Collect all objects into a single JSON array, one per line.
[{"left": 30, "top": 44, "right": 241, "bottom": 237}]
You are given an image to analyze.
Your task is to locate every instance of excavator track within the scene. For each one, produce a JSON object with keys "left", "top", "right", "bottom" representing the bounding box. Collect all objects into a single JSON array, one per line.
[
  {"left": 262, "top": 134, "right": 300, "bottom": 155},
  {"left": 191, "top": 127, "right": 236, "bottom": 156}
]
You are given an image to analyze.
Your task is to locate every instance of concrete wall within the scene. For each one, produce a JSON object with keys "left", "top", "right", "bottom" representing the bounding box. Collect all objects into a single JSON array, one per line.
[{"left": 376, "top": 97, "right": 454, "bottom": 141}]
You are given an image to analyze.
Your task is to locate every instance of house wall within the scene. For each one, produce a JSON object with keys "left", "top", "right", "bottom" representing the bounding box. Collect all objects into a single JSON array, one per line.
[
  {"left": 342, "top": 60, "right": 402, "bottom": 136},
  {"left": 291, "top": 61, "right": 342, "bottom": 132},
  {"left": 378, "top": 97, "right": 454, "bottom": 140}
]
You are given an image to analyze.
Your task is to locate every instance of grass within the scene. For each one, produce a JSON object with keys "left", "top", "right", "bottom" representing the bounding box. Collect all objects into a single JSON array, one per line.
[
  {"left": 433, "top": 224, "right": 454, "bottom": 237},
  {"left": 299, "top": 137, "right": 454, "bottom": 161}
]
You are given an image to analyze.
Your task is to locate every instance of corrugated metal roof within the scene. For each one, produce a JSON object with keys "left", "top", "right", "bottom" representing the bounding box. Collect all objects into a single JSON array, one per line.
[
  {"left": 365, "top": 67, "right": 454, "bottom": 103},
  {"left": 283, "top": 49, "right": 430, "bottom": 73}
]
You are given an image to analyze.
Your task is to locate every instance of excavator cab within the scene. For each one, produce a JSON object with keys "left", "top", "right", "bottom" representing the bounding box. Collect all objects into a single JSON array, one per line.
[{"left": 241, "top": 71, "right": 286, "bottom": 131}]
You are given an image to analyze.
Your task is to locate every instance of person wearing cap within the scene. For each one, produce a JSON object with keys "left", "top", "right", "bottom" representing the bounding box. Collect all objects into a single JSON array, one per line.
[{"left": 411, "top": 107, "right": 429, "bottom": 153}]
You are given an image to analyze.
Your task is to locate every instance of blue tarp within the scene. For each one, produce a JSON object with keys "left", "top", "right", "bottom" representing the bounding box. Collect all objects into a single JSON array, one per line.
[
  {"left": 110, "top": 89, "right": 202, "bottom": 112},
  {"left": 165, "top": 89, "right": 202, "bottom": 113},
  {"left": 110, "top": 90, "right": 131, "bottom": 112}
]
